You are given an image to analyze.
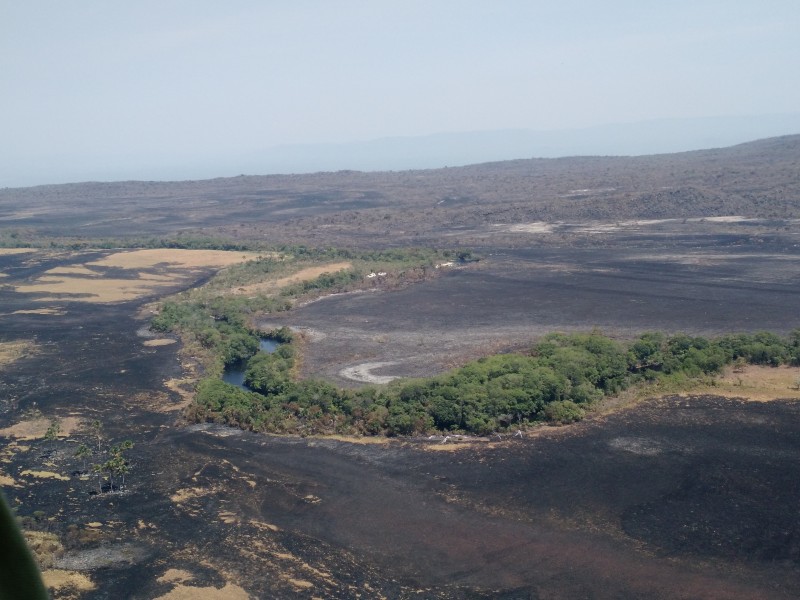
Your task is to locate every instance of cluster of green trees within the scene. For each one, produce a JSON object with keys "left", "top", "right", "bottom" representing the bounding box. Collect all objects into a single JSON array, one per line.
[
  {"left": 188, "top": 329, "right": 800, "bottom": 437},
  {"left": 40, "top": 418, "right": 134, "bottom": 494},
  {"left": 0, "top": 229, "right": 477, "bottom": 267}
]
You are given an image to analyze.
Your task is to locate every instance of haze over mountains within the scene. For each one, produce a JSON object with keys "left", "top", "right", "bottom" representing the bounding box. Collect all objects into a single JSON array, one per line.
[
  {"left": 4, "top": 113, "right": 800, "bottom": 188},
  {"left": 3, "top": 132, "right": 799, "bottom": 251},
  {"left": 245, "top": 113, "right": 800, "bottom": 175}
]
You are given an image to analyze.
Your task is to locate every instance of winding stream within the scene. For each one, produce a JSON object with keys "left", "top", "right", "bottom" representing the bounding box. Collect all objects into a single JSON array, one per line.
[{"left": 222, "top": 338, "right": 279, "bottom": 388}]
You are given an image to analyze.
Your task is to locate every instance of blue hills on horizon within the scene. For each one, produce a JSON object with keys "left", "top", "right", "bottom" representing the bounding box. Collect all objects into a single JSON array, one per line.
[{"left": 4, "top": 113, "right": 800, "bottom": 188}]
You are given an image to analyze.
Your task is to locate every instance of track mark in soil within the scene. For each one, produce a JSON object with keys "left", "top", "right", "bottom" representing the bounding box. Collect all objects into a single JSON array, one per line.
[{"left": 339, "top": 361, "right": 401, "bottom": 384}]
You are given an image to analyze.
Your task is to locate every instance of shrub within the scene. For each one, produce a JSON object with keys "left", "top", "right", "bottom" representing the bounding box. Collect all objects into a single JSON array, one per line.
[{"left": 543, "top": 400, "right": 586, "bottom": 425}]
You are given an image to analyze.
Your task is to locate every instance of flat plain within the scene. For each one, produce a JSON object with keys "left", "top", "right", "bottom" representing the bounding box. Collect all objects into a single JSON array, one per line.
[{"left": 1, "top": 136, "right": 800, "bottom": 598}]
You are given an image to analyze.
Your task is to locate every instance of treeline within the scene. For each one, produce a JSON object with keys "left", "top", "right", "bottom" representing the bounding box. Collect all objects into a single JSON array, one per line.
[
  {"left": 188, "top": 329, "right": 800, "bottom": 437},
  {"left": 0, "top": 230, "right": 477, "bottom": 267}
]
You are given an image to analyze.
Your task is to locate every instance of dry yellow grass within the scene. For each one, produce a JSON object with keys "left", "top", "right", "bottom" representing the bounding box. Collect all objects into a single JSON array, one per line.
[
  {"left": 20, "top": 470, "right": 70, "bottom": 481},
  {"left": 143, "top": 338, "right": 177, "bottom": 347},
  {"left": 46, "top": 265, "right": 102, "bottom": 276},
  {"left": 157, "top": 569, "right": 195, "bottom": 584},
  {"left": 24, "top": 531, "right": 64, "bottom": 568},
  {"left": 170, "top": 487, "right": 211, "bottom": 504},
  {"left": 0, "top": 248, "right": 36, "bottom": 255},
  {"left": 162, "top": 378, "right": 196, "bottom": 412},
  {"left": 10, "top": 308, "right": 65, "bottom": 315},
  {"left": 13, "top": 249, "right": 262, "bottom": 303},
  {"left": 685, "top": 364, "right": 800, "bottom": 402},
  {"left": 42, "top": 570, "right": 96, "bottom": 593},
  {"left": 0, "top": 340, "right": 36, "bottom": 367},
  {"left": 154, "top": 582, "right": 250, "bottom": 600},
  {"left": 15, "top": 275, "right": 175, "bottom": 303},
  {"left": 0, "top": 416, "right": 81, "bottom": 440},
  {"left": 313, "top": 434, "right": 389, "bottom": 445},
  {"left": 233, "top": 261, "right": 352, "bottom": 295},
  {"left": 87, "top": 248, "right": 260, "bottom": 270}
]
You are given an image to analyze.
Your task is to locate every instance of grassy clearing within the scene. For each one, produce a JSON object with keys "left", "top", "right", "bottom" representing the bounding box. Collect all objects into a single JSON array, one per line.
[{"left": 683, "top": 364, "right": 800, "bottom": 401}]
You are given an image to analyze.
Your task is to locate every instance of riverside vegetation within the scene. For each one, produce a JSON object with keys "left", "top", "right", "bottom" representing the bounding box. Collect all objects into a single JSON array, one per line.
[
  {"left": 189, "top": 329, "right": 800, "bottom": 436},
  {"left": 151, "top": 246, "right": 470, "bottom": 375},
  {"left": 150, "top": 249, "right": 800, "bottom": 437}
]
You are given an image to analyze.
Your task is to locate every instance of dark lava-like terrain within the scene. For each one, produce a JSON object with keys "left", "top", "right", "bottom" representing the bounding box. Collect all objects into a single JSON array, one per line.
[
  {"left": 2, "top": 138, "right": 800, "bottom": 598},
  {"left": 275, "top": 238, "right": 800, "bottom": 385},
  {"left": 1, "top": 236, "right": 800, "bottom": 599}
]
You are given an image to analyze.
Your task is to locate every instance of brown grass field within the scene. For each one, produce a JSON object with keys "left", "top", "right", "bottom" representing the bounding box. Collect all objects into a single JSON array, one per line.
[{"left": 12, "top": 249, "right": 261, "bottom": 303}]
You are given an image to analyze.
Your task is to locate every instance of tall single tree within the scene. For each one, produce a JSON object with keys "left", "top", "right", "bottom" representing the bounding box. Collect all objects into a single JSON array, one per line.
[{"left": 74, "top": 444, "right": 90, "bottom": 472}]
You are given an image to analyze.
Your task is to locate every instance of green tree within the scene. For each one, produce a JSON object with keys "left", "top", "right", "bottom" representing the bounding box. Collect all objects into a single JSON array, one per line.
[
  {"left": 90, "top": 419, "right": 103, "bottom": 451},
  {"left": 44, "top": 419, "right": 61, "bottom": 441},
  {"left": 74, "top": 444, "right": 90, "bottom": 472}
]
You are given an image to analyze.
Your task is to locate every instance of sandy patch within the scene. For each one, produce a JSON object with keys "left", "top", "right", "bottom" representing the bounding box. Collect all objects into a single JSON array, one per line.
[
  {"left": 339, "top": 361, "right": 400, "bottom": 384},
  {"left": 42, "top": 569, "right": 96, "bottom": 593},
  {"left": 0, "top": 340, "right": 36, "bottom": 367},
  {"left": 15, "top": 275, "right": 174, "bottom": 303},
  {"left": 505, "top": 222, "right": 555, "bottom": 234},
  {"left": 0, "top": 247, "right": 36, "bottom": 254},
  {"left": 87, "top": 249, "right": 260, "bottom": 270},
  {"left": 154, "top": 582, "right": 250, "bottom": 600},
  {"left": 0, "top": 416, "right": 81, "bottom": 440},
  {"left": 144, "top": 338, "right": 177, "bottom": 347},
  {"left": 0, "top": 473, "right": 17, "bottom": 486}
]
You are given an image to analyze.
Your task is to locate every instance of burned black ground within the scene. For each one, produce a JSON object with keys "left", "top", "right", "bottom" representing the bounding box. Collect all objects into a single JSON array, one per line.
[{"left": 1, "top": 237, "right": 799, "bottom": 598}]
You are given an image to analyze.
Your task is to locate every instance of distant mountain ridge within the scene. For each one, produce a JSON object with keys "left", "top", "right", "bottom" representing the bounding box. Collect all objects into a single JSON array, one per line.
[
  {"left": 244, "top": 114, "right": 800, "bottom": 175},
  {"left": 2, "top": 113, "right": 799, "bottom": 188},
  {"left": 1, "top": 133, "right": 799, "bottom": 246}
]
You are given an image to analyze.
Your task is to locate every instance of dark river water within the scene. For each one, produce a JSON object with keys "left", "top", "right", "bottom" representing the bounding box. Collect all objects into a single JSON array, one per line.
[{"left": 222, "top": 338, "right": 279, "bottom": 388}]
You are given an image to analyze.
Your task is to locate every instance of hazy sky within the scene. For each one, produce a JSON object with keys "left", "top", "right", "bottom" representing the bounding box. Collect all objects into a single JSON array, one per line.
[{"left": 2, "top": 1, "right": 799, "bottom": 186}]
